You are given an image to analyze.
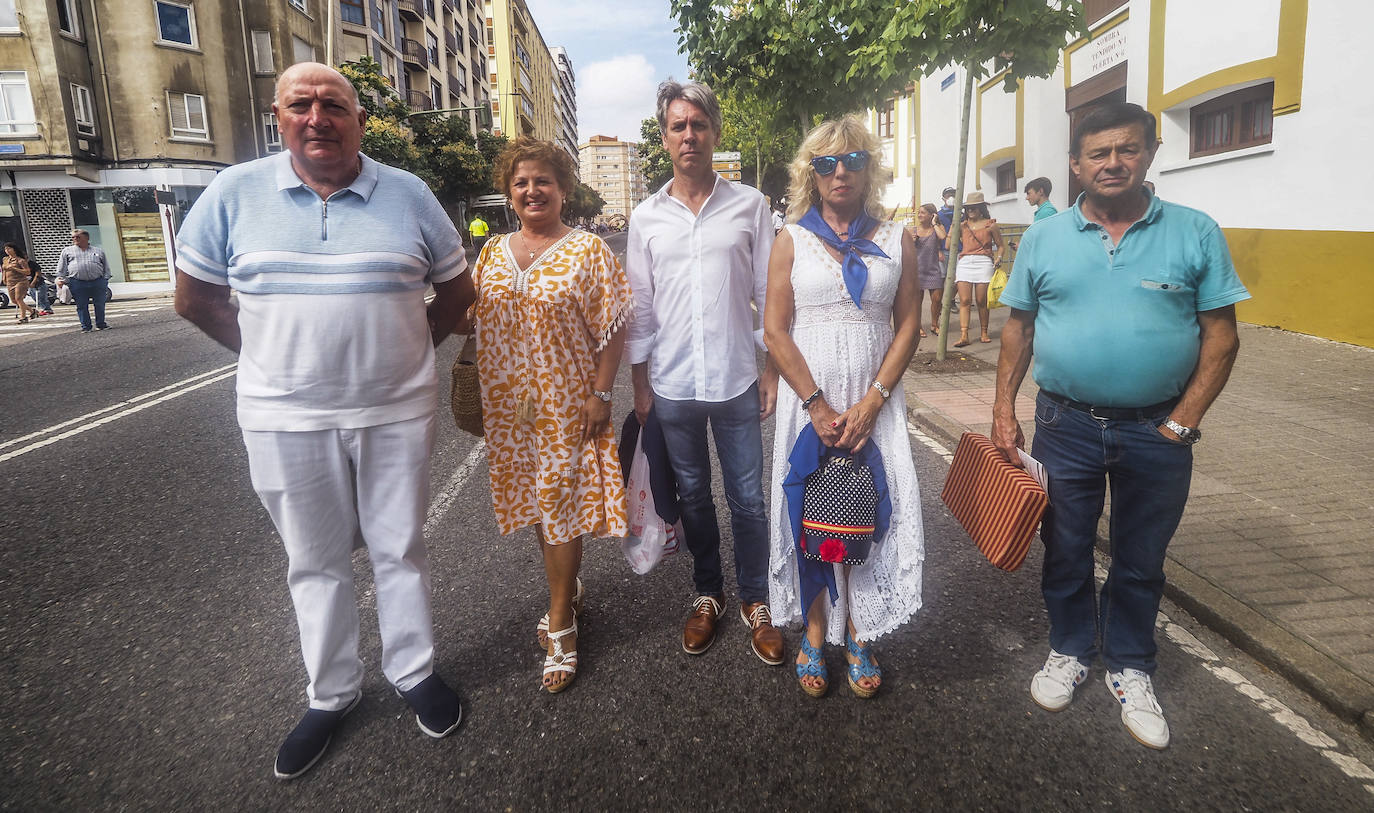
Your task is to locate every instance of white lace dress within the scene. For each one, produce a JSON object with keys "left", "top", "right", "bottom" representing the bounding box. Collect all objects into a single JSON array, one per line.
[{"left": 767, "top": 221, "right": 926, "bottom": 645}]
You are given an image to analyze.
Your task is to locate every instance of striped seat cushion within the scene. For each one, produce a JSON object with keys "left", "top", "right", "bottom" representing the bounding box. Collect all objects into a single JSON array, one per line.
[{"left": 941, "top": 432, "right": 1048, "bottom": 572}]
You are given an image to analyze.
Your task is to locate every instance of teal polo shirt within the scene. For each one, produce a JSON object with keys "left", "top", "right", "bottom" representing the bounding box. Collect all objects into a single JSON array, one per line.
[
  {"left": 1001, "top": 192, "right": 1250, "bottom": 407},
  {"left": 1032, "top": 201, "right": 1058, "bottom": 222}
]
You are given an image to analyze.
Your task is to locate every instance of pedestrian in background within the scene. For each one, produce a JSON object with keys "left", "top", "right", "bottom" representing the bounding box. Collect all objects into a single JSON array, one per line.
[
  {"left": 1025, "top": 177, "right": 1058, "bottom": 222},
  {"left": 625, "top": 80, "right": 784, "bottom": 667},
  {"left": 469, "top": 212, "right": 489, "bottom": 251},
  {"left": 469, "top": 137, "right": 632, "bottom": 694},
  {"left": 174, "top": 62, "right": 473, "bottom": 780},
  {"left": 951, "top": 192, "right": 1005, "bottom": 347},
  {"left": 3, "top": 242, "right": 35, "bottom": 323},
  {"left": 764, "top": 115, "right": 925, "bottom": 699},
  {"left": 55, "top": 229, "right": 110, "bottom": 332},
  {"left": 993, "top": 102, "right": 1250, "bottom": 750},
  {"left": 913, "top": 203, "right": 947, "bottom": 337}
]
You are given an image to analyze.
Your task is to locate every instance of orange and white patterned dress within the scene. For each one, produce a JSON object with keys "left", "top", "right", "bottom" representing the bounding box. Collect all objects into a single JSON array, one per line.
[{"left": 472, "top": 229, "right": 632, "bottom": 545}]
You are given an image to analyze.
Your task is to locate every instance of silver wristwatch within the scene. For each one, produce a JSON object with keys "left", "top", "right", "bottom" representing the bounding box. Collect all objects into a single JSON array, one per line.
[
  {"left": 592, "top": 389, "right": 612, "bottom": 403},
  {"left": 1163, "top": 418, "right": 1201, "bottom": 444}
]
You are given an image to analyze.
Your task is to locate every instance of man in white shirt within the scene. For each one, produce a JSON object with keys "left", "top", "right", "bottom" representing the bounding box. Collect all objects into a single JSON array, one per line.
[{"left": 626, "top": 80, "right": 783, "bottom": 667}]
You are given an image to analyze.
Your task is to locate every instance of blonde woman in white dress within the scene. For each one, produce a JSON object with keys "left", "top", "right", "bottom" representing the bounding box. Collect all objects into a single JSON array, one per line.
[{"left": 763, "top": 115, "right": 926, "bottom": 698}]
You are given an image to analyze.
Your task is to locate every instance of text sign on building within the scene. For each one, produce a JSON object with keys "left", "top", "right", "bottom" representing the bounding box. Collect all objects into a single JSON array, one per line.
[
  {"left": 1071, "top": 23, "right": 1127, "bottom": 84},
  {"left": 712, "top": 151, "right": 741, "bottom": 162},
  {"left": 0, "top": 144, "right": 24, "bottom": 154},
  {"left": 940, "top": 72, "right": 956, "bottom": 91}
]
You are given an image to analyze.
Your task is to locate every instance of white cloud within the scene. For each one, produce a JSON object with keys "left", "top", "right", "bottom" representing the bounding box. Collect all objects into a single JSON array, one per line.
[{"left": 576, "top": 54, "right": 659, "bottom": 144}]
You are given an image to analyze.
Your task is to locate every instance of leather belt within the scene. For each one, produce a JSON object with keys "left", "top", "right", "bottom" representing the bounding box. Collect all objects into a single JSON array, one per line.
[{"left": 1040, "top": 390, "right": 1178, "bottom": 421}]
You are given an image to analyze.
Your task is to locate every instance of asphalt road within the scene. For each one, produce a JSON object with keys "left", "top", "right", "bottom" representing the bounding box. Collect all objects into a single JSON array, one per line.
[{"left": 3, "top": 260, "right": 1373, "bottom": 810}]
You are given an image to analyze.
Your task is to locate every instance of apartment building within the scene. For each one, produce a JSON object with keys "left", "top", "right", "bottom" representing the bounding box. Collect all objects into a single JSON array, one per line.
[
  {"left": 578, "top": 135, "right": 646, "bottom": 225},
  {"left": 484, "top": 0, "right": 567, "bottom": 158},
  {"left": 548, "top": 45, "right": 576, "bottom": 161},
  {"left": 868, "top": 0, "right": 1373, "bottom": 347},
  {"left": 336, "top": 0, "right": 489, "bottom": 137},
  {"left": 0, "top": 0, "right": 329, "bottom": 294}
]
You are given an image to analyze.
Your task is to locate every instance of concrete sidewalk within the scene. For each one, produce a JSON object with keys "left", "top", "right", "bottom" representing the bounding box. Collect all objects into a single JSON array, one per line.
[{"left": 903, "top": 305, "right": 1374, "bottom": 739}]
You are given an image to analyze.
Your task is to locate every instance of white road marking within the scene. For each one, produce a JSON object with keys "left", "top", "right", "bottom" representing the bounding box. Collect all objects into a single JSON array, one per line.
[
  {"left": 1087, "top": 563, "right": 1374, "bottom": 791},
  {"left": 358, "top": 439, "right": 486, "bottom": 610},
  {"left": 0, "top": 364, "right": 238, "bottom": 462},
  {"left": 907, "top": 422, "right": 954, "bottom": 462}
]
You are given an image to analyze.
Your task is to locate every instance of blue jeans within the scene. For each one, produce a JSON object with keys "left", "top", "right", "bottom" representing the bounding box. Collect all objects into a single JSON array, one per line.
[
  {"left": 32, "top": 277, "right": 49, "bottom": 311},
  {"left": 1032, "top": 391, "right": 1193, "bottom": 675},
  {"left": 653, "top": 382, "right": 769, "bottom": 604},
  {"left": 68, "top": 277, "right": 108, "bottom": 330}
]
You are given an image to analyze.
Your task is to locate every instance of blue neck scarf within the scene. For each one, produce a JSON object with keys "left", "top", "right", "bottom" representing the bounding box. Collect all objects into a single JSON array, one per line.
[{"left": 797, "top": 205, "right": 889, "bottom": 309}]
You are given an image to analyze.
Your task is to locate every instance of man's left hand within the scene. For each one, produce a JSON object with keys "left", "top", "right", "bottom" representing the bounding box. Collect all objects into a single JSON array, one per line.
[{"left": 758, "top": 368, "right": 778, "bottom": 420}]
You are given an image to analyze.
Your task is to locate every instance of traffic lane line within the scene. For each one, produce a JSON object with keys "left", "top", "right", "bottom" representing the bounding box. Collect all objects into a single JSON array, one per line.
[
  {"left": 0, "top": 364, "right": 238, "bottom": 461},
  {"left": 912, "top": 420, "right": 1374, "bottom": 796}
]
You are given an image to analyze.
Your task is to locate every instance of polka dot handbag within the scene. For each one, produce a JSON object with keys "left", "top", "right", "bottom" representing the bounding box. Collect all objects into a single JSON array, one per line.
[{"left": 800, "top": 452, "right": 879, "bottom": 566}]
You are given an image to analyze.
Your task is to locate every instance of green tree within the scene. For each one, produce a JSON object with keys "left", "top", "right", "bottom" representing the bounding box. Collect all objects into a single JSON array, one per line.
[
  {"left": 846, "top": 0, "right": 1085, "bottom": 357},
  {"left": 564, "top": 182, "right": 607, "bottom": 223},
  {"left": 674, "top": 0, "right": 1085, "bottom": 357},
  {"left": 637, "top": 117, "right": 674, "bottom": 192},
  {"left": 671, "top": 0, "right": 886, "bottom": 128},
  {"left": 717, "top": 86, "right": 802, "bottom": 202}
]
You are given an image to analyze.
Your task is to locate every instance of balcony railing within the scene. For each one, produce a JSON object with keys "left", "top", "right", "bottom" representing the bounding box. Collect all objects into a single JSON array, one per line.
[
  {"left": 407, "top": 90, "right": 432, "bottom": 111},
  {"left": 397, "top": 0, "right": 422, "bottom": 20},
  {"left": 445, "top": 29, "right": 458, "bottom": 54},
  {"left": 401, "top": 38, "right": 428, "bottom": 71},
  {"left": 448, "top": 72, "right": 462, "bottom": 94}
]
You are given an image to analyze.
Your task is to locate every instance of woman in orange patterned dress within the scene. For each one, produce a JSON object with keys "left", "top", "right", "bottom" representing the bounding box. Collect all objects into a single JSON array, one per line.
[{"left": 471, "top": 138, "right": 632, "bottom": 693}]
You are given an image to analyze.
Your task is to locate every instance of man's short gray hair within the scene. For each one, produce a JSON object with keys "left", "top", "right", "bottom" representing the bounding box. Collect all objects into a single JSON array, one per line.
[
  {"left": 655, "top": 80, "right": 722, "bottom": 137},
  {"left": 72, "top": 229, "right": 89, "bottom": 237}
]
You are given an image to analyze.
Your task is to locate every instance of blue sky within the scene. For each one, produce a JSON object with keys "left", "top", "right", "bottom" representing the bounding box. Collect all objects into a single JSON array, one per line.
[{"left": 524, "top": 0, "right": 692, "bottom": 144}]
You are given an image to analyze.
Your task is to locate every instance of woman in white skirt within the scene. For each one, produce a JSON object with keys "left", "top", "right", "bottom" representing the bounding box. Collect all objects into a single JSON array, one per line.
[
  {"left": 950, "top": 191, "right": 1005, "bottom": 347},
  {"left": 763, "top": 115, "right": 925, "bottom": 699}
]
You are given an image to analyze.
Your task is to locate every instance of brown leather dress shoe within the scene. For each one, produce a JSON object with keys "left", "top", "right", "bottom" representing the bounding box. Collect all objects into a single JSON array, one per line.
[
  {"left": 741, "top": 602, "right": 784, "bottom": 666},
  {"left": 682, "top": 595, "right": 724, "bottom": 655}
]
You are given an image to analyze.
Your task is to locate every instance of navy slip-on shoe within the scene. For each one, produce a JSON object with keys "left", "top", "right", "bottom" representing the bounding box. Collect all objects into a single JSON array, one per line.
[
  {"left": 395, "top": 673, "right": 463, "bottom": 738},
  {"left": 272, "top": 691, "right": 362, "bottom": 780}
]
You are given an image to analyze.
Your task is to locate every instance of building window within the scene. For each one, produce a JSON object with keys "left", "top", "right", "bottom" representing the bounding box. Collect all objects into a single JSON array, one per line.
[
  {"left": 1084, "top": 0, "right": 1122, "bottom": 27},
  {"left": 425, "top": 0, "right": 436, "bottom": 17},
  {"left": 1190, "top": 82, "right": 1273, "bottom": 158},
  {"left": 0, "top": 72, "right": 35, "bottom": 134},
  {"left": 71, "top": 83, "right": 96, "bottom": 136},
  {"left": 877, "top": 99, "right": 894, "bottom": 139},
  {"left": 168, "top": 91, "right": 208, "bottom": 140},
  {"left": 996, "top": 161, "right": 1016, "bottom": 195},
  {"left": 0, "top": 1, "right": 18, "bottom": 31},
  {"left": 340, "top": 0, "right": 364, "bottom": 24},
  {"left": 251, "top": 30, "right": 274, "bottom": 74},
  {"left": 154, "top": 1, "right": 196, "bottom": 48},
  {"left": 56, "top": 0, "right": 81, "bottom": 37},
  {"left": 371, "top": 1, "right": 386, "bottom": 37},
  {"left": 426, "top": 32, "right": 439, "bottom": 64},
  {"left": 263, "top": 112, "right": 281, "bottom": 151},
  {"left": 430, "top": 78, "right": 442, "bottom": 109},
  {"left": 292, "top": 35, "right": 315, "bottom": 64},
  {"left": 288, "top": 0, "right": 308, "bottom": 13}
]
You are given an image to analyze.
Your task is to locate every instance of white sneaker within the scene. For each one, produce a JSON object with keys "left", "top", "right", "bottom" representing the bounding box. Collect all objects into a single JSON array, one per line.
[
  {"left": 1030, "top": 650, "right": 1088, "bottom": 711},
  {"left": 1106, "top": 669, "right": 1171, "bottom": 749}
]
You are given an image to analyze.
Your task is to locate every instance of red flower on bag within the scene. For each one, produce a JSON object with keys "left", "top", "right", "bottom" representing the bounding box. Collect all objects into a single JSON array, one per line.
[{"left": 819, "top": 538, "right": 846, "bottom": 562}]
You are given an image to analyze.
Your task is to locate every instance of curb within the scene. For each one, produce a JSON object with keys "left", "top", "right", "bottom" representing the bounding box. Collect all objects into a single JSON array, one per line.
[{"left": 907, "top": 395, "right": 1374, "bottom": 742}]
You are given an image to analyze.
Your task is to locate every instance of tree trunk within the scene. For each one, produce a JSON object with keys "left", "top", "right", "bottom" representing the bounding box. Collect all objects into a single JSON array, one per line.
[{"left": 937, "top": 63, "right": 976, "bottom": 362}]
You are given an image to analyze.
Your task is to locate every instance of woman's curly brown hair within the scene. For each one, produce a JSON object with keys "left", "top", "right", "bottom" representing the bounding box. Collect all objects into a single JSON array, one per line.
[{"left": 494, "top": 136, "right": 578, "bottom": 200}]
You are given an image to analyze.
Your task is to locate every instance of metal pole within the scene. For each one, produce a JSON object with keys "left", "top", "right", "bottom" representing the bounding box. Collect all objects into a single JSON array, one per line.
[
  {"left": 936, "top": 62, "right": 976, "bottom": 362},
  {"left": 325, "top": 0, "right": 335, "bottom": 65}
]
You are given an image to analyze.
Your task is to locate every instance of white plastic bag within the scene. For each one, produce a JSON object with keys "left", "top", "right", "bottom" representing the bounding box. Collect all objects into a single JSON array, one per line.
[{"left": 620, "top": 431, "right": 681, "bottom": 575}]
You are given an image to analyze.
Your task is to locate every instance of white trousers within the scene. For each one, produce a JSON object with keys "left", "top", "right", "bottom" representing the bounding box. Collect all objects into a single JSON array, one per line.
[{"left": 242, "top": 414, "right": 437, "bottom": 711}]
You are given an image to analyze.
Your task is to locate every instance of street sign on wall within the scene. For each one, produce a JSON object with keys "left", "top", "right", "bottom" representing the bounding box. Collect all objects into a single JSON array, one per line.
[{"left": 718, "top": 170, "right": 742, "bottom": 181}]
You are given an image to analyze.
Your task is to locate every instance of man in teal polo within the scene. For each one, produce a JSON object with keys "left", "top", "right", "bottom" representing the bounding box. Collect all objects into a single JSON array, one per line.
[
  {"left": 1024, "top": 177, "right": 1057, "bottom": 222},
  {"left": 991, "top": 102, "right": 1249, "bottom": 750}
]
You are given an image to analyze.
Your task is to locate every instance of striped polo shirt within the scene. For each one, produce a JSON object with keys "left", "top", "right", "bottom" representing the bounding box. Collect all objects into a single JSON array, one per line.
[{"left": 176, "top": 151, "right": 467, "bottom": 431}]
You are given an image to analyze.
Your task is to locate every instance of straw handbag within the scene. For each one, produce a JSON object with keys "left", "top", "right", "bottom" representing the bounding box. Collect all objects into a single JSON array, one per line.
[{"left": 449, "top": 334, "right": 484, "bottom": 436}]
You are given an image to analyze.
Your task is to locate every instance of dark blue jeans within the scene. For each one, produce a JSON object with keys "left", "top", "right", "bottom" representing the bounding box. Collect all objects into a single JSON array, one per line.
[
  {"left": 1032, "top": 391, "right": 1193, "bottom": 675},
  {"left": 653, "top": 382, "right": 769, "bottom": 604},
  {"left": 68, "top": 277, "right": 108, "bottom": 330}
]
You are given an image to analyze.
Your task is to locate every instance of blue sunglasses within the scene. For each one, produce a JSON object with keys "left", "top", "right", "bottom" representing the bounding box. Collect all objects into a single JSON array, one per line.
[{"left": 810, "top": 150, "right": 870, "bottom": 175}]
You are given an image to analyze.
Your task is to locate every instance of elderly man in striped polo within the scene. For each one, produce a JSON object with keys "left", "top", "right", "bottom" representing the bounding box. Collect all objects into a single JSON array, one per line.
[{"left": 174, "top": 62, "right": 475, "bottom": 781}]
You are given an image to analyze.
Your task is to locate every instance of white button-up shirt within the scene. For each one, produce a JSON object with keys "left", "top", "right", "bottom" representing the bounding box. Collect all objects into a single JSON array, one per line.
[{"left": 625, "top": 175, "right": 774, "bottom": 403}]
